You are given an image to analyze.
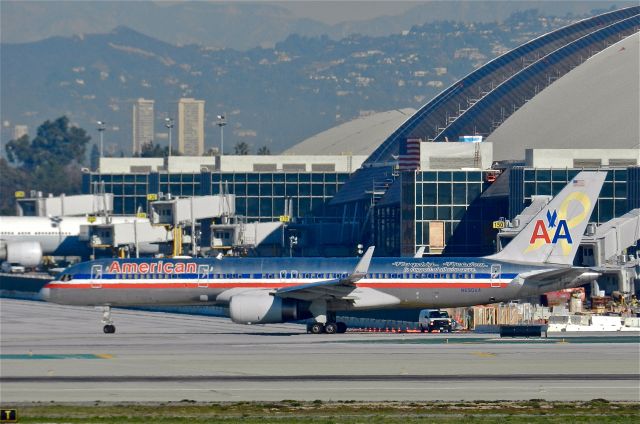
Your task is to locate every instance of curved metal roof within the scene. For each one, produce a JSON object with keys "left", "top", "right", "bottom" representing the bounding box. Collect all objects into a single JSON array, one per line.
[
  {"left": 283, "top": 108, "right": 416, "bottom": 156},
  {"left": 435, "top": 15, "right": 639, "bottom": 141},
  {"left": 487, "top": 33, "right": 639, "bottom": 160},
  {"left": 365, "top": 6, "right": 639, "bottom": 165},
  {"left": 332, "top": 6, "right": 639, "bottom": 206}
]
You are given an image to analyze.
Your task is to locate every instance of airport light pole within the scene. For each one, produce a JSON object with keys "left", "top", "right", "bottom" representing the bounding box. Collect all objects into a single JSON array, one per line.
[
  {"left": 164, "top": 117, "right": 174, "bottom": 157},
  {"left": 216, "top": 114, "right": 226, "bottom": 157},
  {"left": 96, "top": 121, "right": 106, "bottom": 159},
  {"left": 165, "top": 117, "right": 174, "bottom": 195}
]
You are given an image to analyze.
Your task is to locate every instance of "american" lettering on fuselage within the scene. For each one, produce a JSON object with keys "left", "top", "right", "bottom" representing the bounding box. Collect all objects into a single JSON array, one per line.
[{"left": 107, "top": 262, "right": 198, "bottom": 274}]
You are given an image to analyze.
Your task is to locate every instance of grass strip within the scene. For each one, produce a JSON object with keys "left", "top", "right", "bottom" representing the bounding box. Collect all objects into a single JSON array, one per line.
[{"left": 7, "top": 399, "right": 639, "bottom": 423}]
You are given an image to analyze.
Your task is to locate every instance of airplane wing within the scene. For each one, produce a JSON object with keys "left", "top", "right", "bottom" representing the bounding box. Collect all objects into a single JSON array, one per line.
[{"left": 274, "top": 246, "right": 375, "bottom": 302}]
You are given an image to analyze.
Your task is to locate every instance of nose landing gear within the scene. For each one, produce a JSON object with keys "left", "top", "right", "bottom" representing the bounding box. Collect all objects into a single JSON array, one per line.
[{"left": 101, "top": 306, "right": 116, "bottom": 334}]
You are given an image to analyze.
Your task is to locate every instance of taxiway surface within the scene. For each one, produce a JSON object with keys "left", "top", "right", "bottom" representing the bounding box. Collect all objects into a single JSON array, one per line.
[{"left": 1, "top": 299, "right": 638, "bottom": 402}]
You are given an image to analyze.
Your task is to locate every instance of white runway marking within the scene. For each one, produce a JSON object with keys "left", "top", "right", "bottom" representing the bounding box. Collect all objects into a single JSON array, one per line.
[{"left": 2, "top": 299, "right": 639, "bottom": 402}]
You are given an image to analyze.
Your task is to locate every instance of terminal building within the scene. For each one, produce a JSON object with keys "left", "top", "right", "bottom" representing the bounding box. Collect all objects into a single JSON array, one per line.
[
  {"left": 74, "top": 7, "right": 639, "bottom": 265},
  {"left": 328, "top": 6, "right": 639, "bottom": 252},
  {"left": 86, "top": 154, "right": 365, "bottom": 222},
  {"left": 83, "top": 150, "right": 639, "bottom": 259}
]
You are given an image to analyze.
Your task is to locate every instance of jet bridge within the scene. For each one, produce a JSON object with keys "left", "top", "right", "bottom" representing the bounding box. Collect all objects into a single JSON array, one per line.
[
  {"left": 150, "top": 195, "right": 235, "bottom": 227},
  {"left": 16, "top": 192, "right": 113, "bottom": 217},
  {"left": 581, "top": 209, "right": 640, "bottom": 266},
  {"left": 211, "top": 219, "right": 283, "bottom": 255},
  {"left": 149, "top": 194, "right": 236, "bottom": 256},
  {"left": 580, "top": 209, "right": 640, "bottom": 297},
  {"left": 81, "top": 218, "right": 172, "bottom": 256}
]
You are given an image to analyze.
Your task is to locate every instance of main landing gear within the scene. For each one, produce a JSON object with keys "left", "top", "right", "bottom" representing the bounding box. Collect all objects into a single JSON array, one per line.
[
  {"left": 307, "top": 321, "right": 347, "bottom": 334},
  {"left": 101, "top": 306, "right": 116, "bottom": 334},
  {"left": 306, "top": 304, "right": 346, "bottom": 334}
]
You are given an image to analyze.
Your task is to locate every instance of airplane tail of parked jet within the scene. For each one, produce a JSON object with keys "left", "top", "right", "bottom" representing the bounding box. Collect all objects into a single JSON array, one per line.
[{"left": 489, "top": 171, "right": 607, "bottom": 266}]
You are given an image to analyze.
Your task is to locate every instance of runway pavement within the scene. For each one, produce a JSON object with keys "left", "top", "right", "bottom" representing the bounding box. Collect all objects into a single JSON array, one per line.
[{"left": 1, "top": 298, "right": 639, "bottom": 402}]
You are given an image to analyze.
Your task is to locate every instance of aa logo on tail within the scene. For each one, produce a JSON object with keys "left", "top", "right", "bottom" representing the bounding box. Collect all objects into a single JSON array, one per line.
[
  {"left": 525, "top": 191, "right": 591, "bottom": 256},
  {"left": 529, "top": 209, "right": 572, "bottom": 244}
]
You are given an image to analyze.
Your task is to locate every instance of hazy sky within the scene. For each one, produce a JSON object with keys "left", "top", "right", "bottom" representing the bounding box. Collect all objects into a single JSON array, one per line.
[
  {"left": 152, "top": 1, "right": 430, "bottom": 25},
  {"left": 273, "top": 1, "right": 422, "bottom": 25},
  {"left": 189, "top": 0, "right": 623, "bottom": 25}
]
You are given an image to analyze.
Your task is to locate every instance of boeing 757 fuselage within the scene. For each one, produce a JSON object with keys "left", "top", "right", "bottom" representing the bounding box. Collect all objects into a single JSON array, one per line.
[{"left": 40, "top": 171, "right": 606, "bottom": 334}]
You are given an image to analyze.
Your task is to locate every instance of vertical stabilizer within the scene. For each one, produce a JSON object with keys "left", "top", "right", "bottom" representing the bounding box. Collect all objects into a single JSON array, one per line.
[{"left": 489, "top": 171, "right": 606, "bottom": 265}]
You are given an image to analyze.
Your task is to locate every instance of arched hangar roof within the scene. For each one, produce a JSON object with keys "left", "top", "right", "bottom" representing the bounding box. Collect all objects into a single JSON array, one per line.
[
  {"left": 331, "top": 6, "right": 639, "bottom": 206},
  {"left": 283, "top": 108, "right": 416, "bottom": 156},
  {"left": 487, "top": 32, "right": 639, "bottom": 160},
  {"left": 366, "top": 5, "right": 639, "bottom": 165}
]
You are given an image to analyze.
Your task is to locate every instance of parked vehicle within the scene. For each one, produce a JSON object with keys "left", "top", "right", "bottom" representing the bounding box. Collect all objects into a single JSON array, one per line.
[
  {"left": 419, "top": 309, "right": 453, "bottom": 333},
  {"left": 1, "top": 262, "right": 26, "bottom": 274}
]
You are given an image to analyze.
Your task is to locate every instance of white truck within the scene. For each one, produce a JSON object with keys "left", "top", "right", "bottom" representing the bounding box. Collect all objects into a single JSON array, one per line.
[
  {"left": 1, "top": 261, "right": 26, "bottom": 273},
  {"left": 418, "top": 309, "right": 453, "bottom": 333}
]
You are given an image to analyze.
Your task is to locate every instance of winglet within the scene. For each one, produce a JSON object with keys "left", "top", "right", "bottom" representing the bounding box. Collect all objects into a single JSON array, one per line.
[{"left": 350, "top": 246, "right": 375, "bottom": 281}]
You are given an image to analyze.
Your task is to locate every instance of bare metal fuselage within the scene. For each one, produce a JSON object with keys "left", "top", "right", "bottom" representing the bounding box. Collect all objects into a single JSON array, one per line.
[{"left": 41, "top": 256, "right": 573, "bottom": 311}]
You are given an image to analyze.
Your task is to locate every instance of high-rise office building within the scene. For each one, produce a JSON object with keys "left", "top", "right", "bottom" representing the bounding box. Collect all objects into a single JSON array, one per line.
[
  {"left": 178, "top": 98, "right": 205, "bottom": 156},
  {"left": 132, "top": 98, "right": 155, "bottom": 155},
  {"left": 13, "top": 125, "right": 28, "bottom": 140}
]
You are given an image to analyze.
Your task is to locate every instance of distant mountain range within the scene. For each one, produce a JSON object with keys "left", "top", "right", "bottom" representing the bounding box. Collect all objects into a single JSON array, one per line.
[
  {"left": 1, "top": 1, "right": 627, "bottom": 49},
  {"left": 0, "top": 6, "right": 621, "bottom": 155}
]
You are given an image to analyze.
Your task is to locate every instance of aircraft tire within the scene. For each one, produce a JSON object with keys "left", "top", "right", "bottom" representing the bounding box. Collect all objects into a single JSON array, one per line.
[
  {"left": 103, "top": 325, "right": 116, "bottom": 334},
  {"left": 336, "top": 322, "right": 347, "bottom": 333},
  {"left": 324, "top": 323, "right": 337, "bottom": 334},
  {"left": 310, "top": 323, "right": 325, "bottom": 334}
]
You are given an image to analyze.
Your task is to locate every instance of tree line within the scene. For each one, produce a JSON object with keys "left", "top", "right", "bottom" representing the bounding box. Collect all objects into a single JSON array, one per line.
[
  {"left": 135, "top": 140, "right": 270, "bottom": 156},
  {"left": 1, "top": 116, "right": 272, "bottom": 215},
  {"left": 1, "top": 117, "right": 89, "bottom": 215}
]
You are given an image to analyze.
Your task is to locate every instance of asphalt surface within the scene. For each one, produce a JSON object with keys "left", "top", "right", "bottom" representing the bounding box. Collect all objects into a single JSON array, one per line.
[{"left": 1, "top": 298, "right": 639, "bottom": 402}]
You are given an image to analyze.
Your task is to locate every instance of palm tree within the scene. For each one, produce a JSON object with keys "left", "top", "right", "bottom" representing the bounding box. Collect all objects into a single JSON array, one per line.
[
  {"left": 234, "top": 142, "right": 250, "bottom": 155},
  {"left": 257, "top": 146, "right": 271, "bottom": 155}
]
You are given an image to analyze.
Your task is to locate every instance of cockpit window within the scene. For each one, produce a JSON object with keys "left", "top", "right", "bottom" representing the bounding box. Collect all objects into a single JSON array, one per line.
[{"left": 60, "top": 274, "right": 72, "bottom": 282}]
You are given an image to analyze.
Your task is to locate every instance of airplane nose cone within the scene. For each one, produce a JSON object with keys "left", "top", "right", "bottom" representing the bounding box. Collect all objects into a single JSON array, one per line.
[{"left": 39, "top": 286, "right": 51, "bottom": 301}]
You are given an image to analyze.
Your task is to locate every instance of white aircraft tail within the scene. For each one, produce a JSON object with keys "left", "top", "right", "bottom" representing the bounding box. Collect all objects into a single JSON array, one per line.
[{"left": 488, "top": 171, "right": 606, "bottom": 266}]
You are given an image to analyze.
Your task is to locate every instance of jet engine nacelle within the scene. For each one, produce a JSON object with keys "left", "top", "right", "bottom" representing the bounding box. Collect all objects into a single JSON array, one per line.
[
  {"left": 229, "top": 290, "right": 311, "bottom": 324},
  {"left": 0, "top": 241, "right": 43, "bottom": 268}
]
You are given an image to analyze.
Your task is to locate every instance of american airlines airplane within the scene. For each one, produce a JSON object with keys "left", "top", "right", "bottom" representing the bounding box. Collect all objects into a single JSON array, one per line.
[{"left": 40, "top": 172, "right": 606, "bottom": 335}]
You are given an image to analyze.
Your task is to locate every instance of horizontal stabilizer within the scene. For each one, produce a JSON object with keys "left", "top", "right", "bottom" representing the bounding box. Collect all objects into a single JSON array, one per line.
[{"left": 520, "top": 268, "right": 600, "bottom": 293}]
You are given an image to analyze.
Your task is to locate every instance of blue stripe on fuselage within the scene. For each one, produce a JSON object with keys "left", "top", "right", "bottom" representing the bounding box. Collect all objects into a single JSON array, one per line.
[{"left": 59, "top": 256, "right": 542, "bottom": 282}]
